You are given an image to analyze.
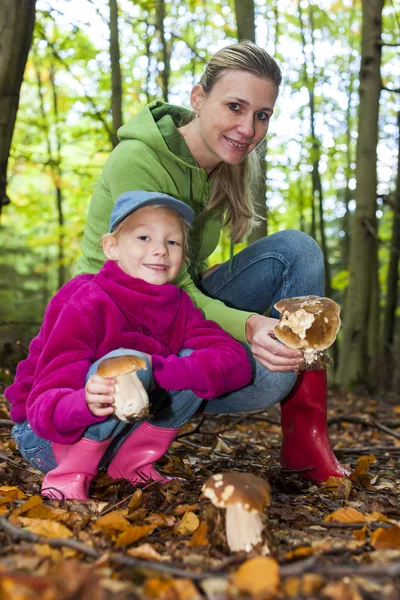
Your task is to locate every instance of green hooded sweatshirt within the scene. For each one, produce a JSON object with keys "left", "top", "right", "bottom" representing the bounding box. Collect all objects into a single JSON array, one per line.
[{"left": 76, "top": 100, "right": 255, "bottom": 341}]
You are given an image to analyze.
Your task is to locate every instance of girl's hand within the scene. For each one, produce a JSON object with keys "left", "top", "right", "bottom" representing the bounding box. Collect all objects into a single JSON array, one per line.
[
  {"left": 246, "top": 314, "right": 304, "bottom": 372},
  {"left": 85, "top": 374, "right": 116, "bottom": 417}
]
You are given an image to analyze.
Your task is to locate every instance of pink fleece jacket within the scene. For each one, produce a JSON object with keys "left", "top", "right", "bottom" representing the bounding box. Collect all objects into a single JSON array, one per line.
[{"left": 6, "top": 261, "right": 252, "bottom": 443}]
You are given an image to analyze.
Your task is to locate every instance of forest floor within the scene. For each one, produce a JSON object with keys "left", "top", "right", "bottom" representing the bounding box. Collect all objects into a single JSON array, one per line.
[{"left": 0, "top": 386, "right": 400, "bottom": 600}]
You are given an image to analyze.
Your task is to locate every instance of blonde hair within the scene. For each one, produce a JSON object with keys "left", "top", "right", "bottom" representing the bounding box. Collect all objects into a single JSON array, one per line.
[
  {"left": 103, "top": 205, "right": 190, "bottom": 258},
  {"left": 197, "top": 41, "right": 282, "bottom": 242}
]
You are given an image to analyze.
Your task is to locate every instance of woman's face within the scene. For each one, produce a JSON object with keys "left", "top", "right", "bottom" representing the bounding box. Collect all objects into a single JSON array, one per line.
[{"left": 190, "top": 70, "right": 278, "bottom": 173}]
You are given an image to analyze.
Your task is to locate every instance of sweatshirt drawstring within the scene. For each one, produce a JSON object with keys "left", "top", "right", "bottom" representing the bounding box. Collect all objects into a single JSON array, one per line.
[{"left": 229, "top": 238, "right": 235, "bottom": 274}]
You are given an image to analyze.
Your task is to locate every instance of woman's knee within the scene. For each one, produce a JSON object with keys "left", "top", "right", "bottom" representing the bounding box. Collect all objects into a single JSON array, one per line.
[{"left": 260, "top": 229, "right": 323, "bottom": 266}]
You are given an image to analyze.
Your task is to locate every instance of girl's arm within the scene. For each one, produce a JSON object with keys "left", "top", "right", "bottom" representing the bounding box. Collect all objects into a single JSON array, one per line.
[
  {"left": 151, "top": 295, "right": 252, "bottom": 399},
  {"left": 25, "top": 299, "right": 106, "bottom": 444}
]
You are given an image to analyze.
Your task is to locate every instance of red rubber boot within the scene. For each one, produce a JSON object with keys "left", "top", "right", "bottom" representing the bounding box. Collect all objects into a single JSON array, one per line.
[
  {"left": 280, "top": 369, "right": 347, "bottom": 483},
  {"left": 41, "top": 438, "right": 112, "bottom": 501},
  {"left": 107, "top": 422, "right": 179, "bottom": 484}
]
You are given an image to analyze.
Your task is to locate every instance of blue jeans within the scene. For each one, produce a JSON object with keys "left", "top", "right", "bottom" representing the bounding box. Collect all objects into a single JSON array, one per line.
[{"left": 13, "top": 230, "right": 324, "bottom": 472}]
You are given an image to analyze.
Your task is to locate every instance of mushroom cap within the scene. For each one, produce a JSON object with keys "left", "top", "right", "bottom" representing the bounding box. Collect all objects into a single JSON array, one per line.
[
  {"left": 97, "top": 355, "right": 147, "bottom": 377},
  {"left": 202, "top": 472, "right": 271, "bottom": 513},
  {"left": 273, "top": 295, "right": 341, "bottom": 351}
]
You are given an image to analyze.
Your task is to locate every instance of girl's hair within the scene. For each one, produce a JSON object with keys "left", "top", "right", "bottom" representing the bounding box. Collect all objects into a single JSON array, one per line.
[
  {"left": 103, "top": 205, "right": 191, "bottom": 258},
  {"left": 197, "top": 40, "right": 282, "bottom": 242}
]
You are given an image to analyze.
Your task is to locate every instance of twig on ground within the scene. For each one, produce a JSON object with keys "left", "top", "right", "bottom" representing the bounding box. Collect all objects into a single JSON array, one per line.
[{"left": 0, "top": 420, "right": 13, "bottom": 427}]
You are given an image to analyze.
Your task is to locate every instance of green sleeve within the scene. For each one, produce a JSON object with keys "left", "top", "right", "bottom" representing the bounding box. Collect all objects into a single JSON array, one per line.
[{"left": 174, "top": 265, "right": 256, "bottom": 343}]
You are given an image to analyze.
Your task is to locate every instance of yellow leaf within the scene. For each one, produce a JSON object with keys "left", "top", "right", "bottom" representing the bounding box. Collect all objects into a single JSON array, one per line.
[
  {"left": 189, "top": 520, "right": 209, "bottom": 547},
  {"left": 34, "top": 543, "right": 63, "bottom": 561},
  {"left": 173, "top": 503, "right": 201, "bottom": 516},
  {"left": 170, "top": 578, "right": 202, "bottom": 600},
  {"left": 24, "top": 518, "right": 73, "bottom": 539},
  {"left": 128, "top": 489, "right": 143, "bottom": 511},
  {"left": 353, "top": 527, "right": 367, "bottom": 542},
  {"left": 115, "top": 524, "right": 156, "bottom": 547},
  {"left": 94, "top": 511, "right": 131, "bottom": 532},
  {"left": 325, "top": 508, "right": 369, "bottom": 523},
  {"left": 144, "top": 577, "right": 172, "bottom": 598},
  {"left": 0, "top": 506, "right": 9, "bottom": 517},
  {"left": 231, "top": 556, "right": 280, "bottom": 596},
  {"left": 0, "top": 486, "right": 25, "bottom": 500},
  {"left": 175, "top": 511, "right": 200, "bottom": 536},
  {"left": 285, "top": 545, "right": 314, "bottom": 560},
  {"left": 14, "top": 495, "right": 42, "bottom": 516},
  {"left": 322, "top": 580, "right": 363, "bottom": 600},
  {"left": 371, "top": 526, "right": 400, "bottom": 550},
  {"left": 369, "top": 511, "right": 393, "bottom": 524},
  {"left": 284, "top": 574, "right": 325, "bottom": 597}
]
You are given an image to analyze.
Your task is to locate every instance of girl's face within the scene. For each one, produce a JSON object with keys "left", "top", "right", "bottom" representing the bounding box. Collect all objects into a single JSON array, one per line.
[
  {"left": 189, "top": 70, "right": 278, "bottom": 173},
  {"left": 103, "top": 206, "right": 185, "bottom": 285}
]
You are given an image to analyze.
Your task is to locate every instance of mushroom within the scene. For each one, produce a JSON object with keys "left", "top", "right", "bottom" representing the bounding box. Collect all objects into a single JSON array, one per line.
[
  {"left": 97, "top": 355, "right": 149, "bottom": 422},
  {"left": 202, "top": 472, "right": 271, "bottom": 553},
  {"left": 273, "top": 295, "right": 341, "bottom": 369}
]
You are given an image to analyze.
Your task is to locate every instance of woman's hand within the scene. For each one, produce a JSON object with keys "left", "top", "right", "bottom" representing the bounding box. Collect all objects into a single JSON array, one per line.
[
  {"left": 245, "top": 314, "right": 304, "bottom": 372},
  {"left": 85, "top": 374, "right": 116, "bottom": 417}
]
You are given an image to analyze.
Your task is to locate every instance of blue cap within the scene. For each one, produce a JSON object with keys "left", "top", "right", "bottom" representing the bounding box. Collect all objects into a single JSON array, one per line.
[{"left": 109, "top": 191, "right": 195, "bottom": 232}]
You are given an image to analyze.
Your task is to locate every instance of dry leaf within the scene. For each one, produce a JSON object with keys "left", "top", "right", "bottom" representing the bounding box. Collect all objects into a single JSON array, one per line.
[
  {"left": 231, "top": 556, "right": 280, "bottom": 596},
  {"left": 0, "top": 486, "right": 25, "bottom": 500},
  {"left": 14, "top": 495, "right": 42, "bottom": 516},
  {"left": 94, "top": 510, "right": 131, "bottom": 532},
  {"left": 325, "top": 507, "right": 369, "bottom": 523},
  {"left": 173, "top": 503, "right": 201, "bottom": 516},
  {"left": 127, "top": 543, "right": 167, "bottom": 561},
  {"left": 128, "top": 489, "right": 143, "bottom": 511},
  {"left": 284, "top": 545, "right": 314, "bottom": 560},
  {"left": 284, "top": 574, "right": 325, "bottom": 597},
  {"left": 322, "top": 580, "right": 363, "bottom": 600},
  {"left": 353, "top": 527, "right": 367, "bottom": 542},
  {"left": 349, "top": 454, "right": 376, "bottom": 489},
  {"left": 175, "top": 511, "right": 200, "bottom": 536},
  {"left": 22, "top": 518, "right": 73, "bottom": 539},
  {"left": 371, "top": 526, "right": 400, "bottom": 550},
  {"left": 189, "top": 520, "right": 209, "bottom": 547},
  {"left": 144, "top": 577, "right": 172, "bottom": 598},
  {"left": 115, "top": 524, "right": 156, "bottom": 547}
]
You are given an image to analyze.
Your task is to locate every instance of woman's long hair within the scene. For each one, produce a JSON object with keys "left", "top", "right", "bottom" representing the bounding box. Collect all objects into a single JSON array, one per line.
[{"left": 196, "top": 41, "right": 282, "bottom": 242}]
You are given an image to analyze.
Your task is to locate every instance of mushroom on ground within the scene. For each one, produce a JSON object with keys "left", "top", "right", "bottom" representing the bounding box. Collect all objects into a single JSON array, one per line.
[
  {"left": 97, "top": 355, "right": 149, "bottom": 422},
  {"left": 274, "top": 295, "right": 341, "bottom": 369},
  {"left": 202, "top": 472, "right": 271, "bottom": 553}
]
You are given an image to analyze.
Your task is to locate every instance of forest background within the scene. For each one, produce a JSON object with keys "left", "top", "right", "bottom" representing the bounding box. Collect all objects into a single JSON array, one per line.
[{"left": 0, "top": 0, "right": 399, "bottom": 393}]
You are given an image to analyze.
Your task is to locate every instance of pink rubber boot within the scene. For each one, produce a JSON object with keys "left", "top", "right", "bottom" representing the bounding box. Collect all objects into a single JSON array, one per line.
[
  {"left": 280, "top": 369, "right": 347, "bottom": 483},
  {"left": 107, "top": 422, "right": 179, "bottom": 484},
  {"left": 42, "top": 437, "right": 112, "bottom": 501}
]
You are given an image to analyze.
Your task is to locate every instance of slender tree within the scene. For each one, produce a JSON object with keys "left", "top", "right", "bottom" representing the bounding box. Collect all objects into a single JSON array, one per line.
[
  {"left": 0, "top": 0, "right": 36, "bottom": 219},
  {"left": 155, "top": 0, "right": 170, "bottom": 101},
  {"left": 234, "top": 0, "right": 267, "bottom": 243},
  {"left": 109, "top": 0, "right": 123, "bottom": 147},
  {"left": 338, "top": 0, "right": 384, "bottom": 389}
]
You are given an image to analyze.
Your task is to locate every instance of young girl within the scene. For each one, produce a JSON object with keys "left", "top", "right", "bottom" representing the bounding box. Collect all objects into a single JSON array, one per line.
[{"left": 5, "top": 191, "right": 252, "bottom": 501}]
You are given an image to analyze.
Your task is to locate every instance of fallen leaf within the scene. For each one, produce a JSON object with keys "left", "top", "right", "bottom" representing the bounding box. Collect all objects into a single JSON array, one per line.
[
  {"left": 0, "top": 486, "right": 25, "bottom": 500},
  {"left": 175, "top": 511, "right": 200, "bottom": 536},
  {"left": 353, "top": 527, "right": 367, "bottom": 542},
  {"left": 127, "top": 543, "right": 167, "bottom": 561},
  {"left": 284, "top": 574, "right": 325, "bottom": 597},
  {"left": 13, "top": 495, "right": 42, "bottom": 516},
  {"left": 189, "top": 520, "right": 209, "bottom": 547},
  {"left": 349, "top": 454, "right": 376, "bottom": 489},
  {"left": 173, "top": 503, "right": 201, "bottom": 516},
  {"left": 231, "top": 556, "right": 280, "bottom": 596},
  {"left": 94, "top": 510, "right": 131, "bottom": 532},
  {"left": 21, "top": 518, "right": 73, "bottom": 539},
  {"left": 324, "top": 507, "right": 370, "bottom": 523},
  {"left": 371, "top": 526, "right": 400, "bottom": 550},
  {"left": 128, "top": 489, "right": 143, "bottom": 511},
  {"left": 115, "top": 524, "right": 156, "bottom": 547},
  {"left": 322, "top": 580, "right": 363, "bottom": 600},
  {"left": 284, "top": 545, "right": 314, "bottom": 560}
]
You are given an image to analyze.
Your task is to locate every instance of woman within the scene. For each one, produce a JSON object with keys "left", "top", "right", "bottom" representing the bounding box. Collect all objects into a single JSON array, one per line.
[{"left": 76, "top": 40, "right": 345, "bottom": 483}]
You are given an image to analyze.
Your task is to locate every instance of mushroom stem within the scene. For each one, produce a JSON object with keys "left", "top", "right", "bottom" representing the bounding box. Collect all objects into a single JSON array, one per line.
[{"left": 225, "top": 505, "right": 263, "bottom": 552}]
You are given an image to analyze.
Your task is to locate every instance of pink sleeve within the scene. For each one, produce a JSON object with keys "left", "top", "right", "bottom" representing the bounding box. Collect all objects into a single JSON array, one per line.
[{"left": 152, "top": 296, "right": 252, "bottom": 398}]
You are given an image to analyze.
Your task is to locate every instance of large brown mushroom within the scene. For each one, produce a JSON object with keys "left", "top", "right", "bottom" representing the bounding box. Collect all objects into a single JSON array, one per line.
[
  {"left": 202, "top": 472, "right": 271, "bottom": 553},
  {"left": 274, "top": 295, "right": 341, "bottom": 369},
  {"left": 97, "top": 355, "right": 149, "bottom": 422}
]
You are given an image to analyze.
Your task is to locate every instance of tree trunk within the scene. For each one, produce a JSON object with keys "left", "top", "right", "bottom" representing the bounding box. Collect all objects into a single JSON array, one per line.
[
  {"left": 298, "top": 0, "right": 332, "bottom": 297},
  {"left": 155, "top": 0, "right": 170, "bottom": 101},
  {"left": 109, "top": 0, "right": 123, "bottom": 147},
  {"left": 0, "top": 0, "right": 36, "bottom": 217},
  {"left": 338, "top": 0, "right": 384, "bottom": 389},
  {"left": 234, "top": 0, "right": 268, "bottom": 243},
  {"left": 382, "top": 111, "right": 400, "bottom": 387}
]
